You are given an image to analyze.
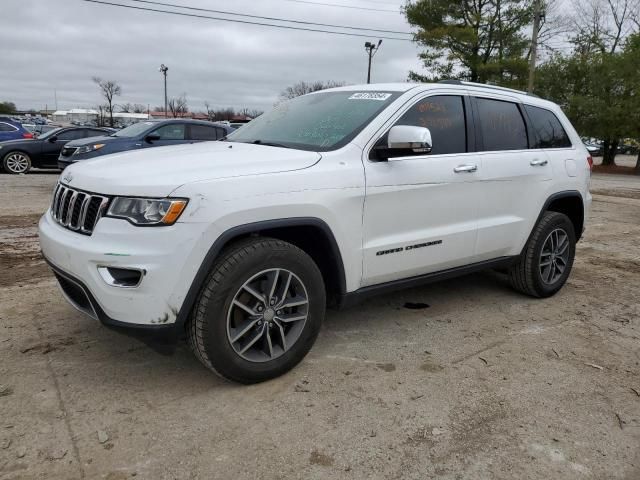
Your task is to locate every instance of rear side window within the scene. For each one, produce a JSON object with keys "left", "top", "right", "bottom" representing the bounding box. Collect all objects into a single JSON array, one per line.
[
  {"left": 87, "top": 129, "right": 108, "bottom": 137},
  {"left": 0, "top": 122, "right": 18, "bottom": 132},
  {"left": 476, "top": 98, "right": 528, "bottom": 151},
  {"left": 524, "top": 105, "right": 572, "bottom": 148},
  {"left": 395, "top": 95, "right": 467, "bottom": 154},
  {"left": 190, "top": 124, "right": 223, "bottom": 141}
]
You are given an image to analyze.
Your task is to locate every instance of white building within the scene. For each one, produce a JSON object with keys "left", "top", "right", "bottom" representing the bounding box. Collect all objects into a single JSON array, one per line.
[{"left": 51, "top": 109, "right": 149, "bottom": 125}]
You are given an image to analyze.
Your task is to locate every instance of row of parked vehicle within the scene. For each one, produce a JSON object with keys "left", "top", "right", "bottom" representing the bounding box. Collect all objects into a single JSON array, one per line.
[{"left": 0, "top": 118, "right": 235, "bottom": 174}]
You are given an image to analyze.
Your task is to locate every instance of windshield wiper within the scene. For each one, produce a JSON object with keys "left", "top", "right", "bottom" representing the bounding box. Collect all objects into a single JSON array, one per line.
[{"left": 251, "top": 139, "right": 290, "bottom": 149}]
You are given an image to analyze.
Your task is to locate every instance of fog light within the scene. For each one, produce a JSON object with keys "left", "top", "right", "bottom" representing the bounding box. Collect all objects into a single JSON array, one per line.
[{"left": 97, "top": 266, "right": 145, "bottom": 288}]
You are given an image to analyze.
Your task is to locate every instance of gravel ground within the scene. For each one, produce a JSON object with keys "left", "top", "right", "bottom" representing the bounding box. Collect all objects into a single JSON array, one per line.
[{"left": 1, "top": 166, "right": 639, "bottom": 480}]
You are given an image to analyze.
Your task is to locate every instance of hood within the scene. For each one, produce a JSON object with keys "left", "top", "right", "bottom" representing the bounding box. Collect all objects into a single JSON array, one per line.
[
  {"left": 61, "top": 141, "right": 321, "bottom": 197},
  {"left": 65, "top": 135, "right": 123, "bottom": 147}
]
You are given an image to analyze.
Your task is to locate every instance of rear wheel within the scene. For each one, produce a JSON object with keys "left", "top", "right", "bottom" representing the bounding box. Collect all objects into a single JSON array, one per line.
[
  {"left": 508, "top": 211, "right": 576, "bottom": 297},
  {"left": 187, "top": 237, "right": 326, "bottom": 383},
  {"left": 2, "top": 151, "right": 31, "bottom": 174}
]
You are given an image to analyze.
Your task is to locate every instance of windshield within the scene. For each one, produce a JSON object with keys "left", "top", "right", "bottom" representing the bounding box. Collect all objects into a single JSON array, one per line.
[
  {"left": 37, "top": 127, "right": 62, "bottom": 140},
  {"left": 227, "top": 91, "right": 400, "bottom": 151},
  {"left": 111, "top": 121, "right": 156, "bottom": 137}
]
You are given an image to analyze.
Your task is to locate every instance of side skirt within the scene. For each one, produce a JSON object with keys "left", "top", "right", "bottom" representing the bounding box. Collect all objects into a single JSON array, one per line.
[{"left": 336, "top": 256, "right": 520, "bottom": 309}]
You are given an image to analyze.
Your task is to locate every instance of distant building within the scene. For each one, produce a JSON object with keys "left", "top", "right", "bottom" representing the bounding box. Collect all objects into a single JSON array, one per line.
[{"left": 51, "top": 109, "right": 149, "bottom": 125}]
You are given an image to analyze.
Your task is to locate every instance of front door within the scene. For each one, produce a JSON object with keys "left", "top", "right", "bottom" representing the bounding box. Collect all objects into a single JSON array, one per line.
[
  {"left": 361, "top": 94, "right": 481, "bottom": 287},
  {"left": 143, "top": 123, "right": 187, "bottom": 148},
  {"left": 42, "top": 128, "right": 86, "bottom": 166}
]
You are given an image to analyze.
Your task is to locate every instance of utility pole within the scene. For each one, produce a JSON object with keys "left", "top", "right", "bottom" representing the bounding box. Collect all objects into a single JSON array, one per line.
[
  {"left": 364, "top": 40, "right": 383, "bottom": 84},
  {"left": 527, "top": 0, "right": 542, "bottom": 93},
  {"left": 159, "top": 64, "right": 168, "bottom": 117}
]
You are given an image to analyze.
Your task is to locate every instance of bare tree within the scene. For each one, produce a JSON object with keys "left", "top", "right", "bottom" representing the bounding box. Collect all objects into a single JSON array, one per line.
[
  {"left": 279, "top": 80, "right": 346, "bottom": 100},
  {"left": 570, "top": 0, "right": 639, "bottom": 54},
  {"left": 92, "top": 77, "right": 121, "bottom": 127},
  {"left": 168, "top": 94, "right": 188, "bottom": 118},
  {"left": 119, "top": 103, "right": 133, "bottom": 113}
]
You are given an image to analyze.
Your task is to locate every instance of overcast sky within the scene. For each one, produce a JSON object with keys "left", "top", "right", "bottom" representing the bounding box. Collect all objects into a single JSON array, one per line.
[{"left": 1, "top": 0, "right": 422, "bottom": 112}]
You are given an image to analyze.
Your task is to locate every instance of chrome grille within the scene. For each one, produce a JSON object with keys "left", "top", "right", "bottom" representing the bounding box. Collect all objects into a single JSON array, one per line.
[{"left": 51, "top": 184, "right": 109, "bottom": 235}]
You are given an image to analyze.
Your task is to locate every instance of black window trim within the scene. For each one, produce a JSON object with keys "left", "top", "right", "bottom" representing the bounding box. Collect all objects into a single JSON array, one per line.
[
  {"left": 521, "top": 103, "right": 574, "bottom": 150},
  {"left": 368, "top": 93, "right": 474, "bottom": 161},
  {"left": 470, "top": 95, "right": 531, "bottom": 152},
  {"left": 56, "top": 127, "right": 86, "bottom": 142}
]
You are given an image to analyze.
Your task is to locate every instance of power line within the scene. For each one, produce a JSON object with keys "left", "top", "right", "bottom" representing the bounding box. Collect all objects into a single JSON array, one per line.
[
  {"left": 127, "top": 0, "right": 412, "bottom": 35},
  {"left": 278, "top": 0, "right": 399, "bottom": 13},
  {"left": 78, "top": 0, "right": 413, "bottom": 41}
]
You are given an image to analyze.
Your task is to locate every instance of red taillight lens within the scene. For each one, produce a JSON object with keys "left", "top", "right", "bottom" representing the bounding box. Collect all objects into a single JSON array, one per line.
[
  {"left": 22, "top": 132, "right": 34, "bottom": 139},
  {"left": 587, "top": 155, "right": 593, "bottom": 170}
]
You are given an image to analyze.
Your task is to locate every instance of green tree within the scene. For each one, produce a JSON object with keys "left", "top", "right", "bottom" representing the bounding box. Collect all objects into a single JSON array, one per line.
[
  {"left": 404, "top": 0, "right": 534, "bottom": 87},
  {"left": 536, "top": 33, "right": 640, "bottom": 166},
  {"left": 0, "top": 101, "right": 16, "bottom": 114}
]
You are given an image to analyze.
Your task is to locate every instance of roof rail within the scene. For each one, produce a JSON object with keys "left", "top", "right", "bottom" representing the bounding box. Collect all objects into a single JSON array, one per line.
[{"left": 437, "top": 80, "right": 538, "bottom": 97}]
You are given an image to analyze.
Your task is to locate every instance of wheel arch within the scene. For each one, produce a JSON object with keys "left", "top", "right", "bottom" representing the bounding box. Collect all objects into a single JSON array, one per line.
[
  {"left": 175, "top": 217, "right": 347, "bottom": 328},
  {"left": 522, "top": 191, "right": 585, "bottom": 256}
]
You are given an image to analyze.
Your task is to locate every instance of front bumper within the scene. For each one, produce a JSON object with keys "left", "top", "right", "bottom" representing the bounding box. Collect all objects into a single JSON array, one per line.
[{"left": 39, "top": 210, "right": 208, "bottom": 330}]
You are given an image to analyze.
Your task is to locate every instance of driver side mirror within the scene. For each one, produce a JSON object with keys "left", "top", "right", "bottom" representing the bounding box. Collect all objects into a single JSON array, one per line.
[
  {"left": 387, "top": 125, "right": 432, "bottom": 155},
  {"left": 48, "top": 136, "right": 58, "bottom": 143},
  {"left": 145, "top": 133, "right": 161, "bottom": 143}
]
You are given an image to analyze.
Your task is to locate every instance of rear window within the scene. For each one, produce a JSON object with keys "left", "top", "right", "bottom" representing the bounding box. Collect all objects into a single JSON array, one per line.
[
  {"left": 476, "top": 98, "right": 528, "bottom": 151},
  {"left": 524, "top": 105, "right": 572, "bottom": 148}
]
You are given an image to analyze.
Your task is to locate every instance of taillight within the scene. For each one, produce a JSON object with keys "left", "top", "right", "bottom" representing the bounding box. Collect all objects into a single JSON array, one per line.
[
  {"left": 22, "top": 132, "right": 34, "bottom": 139},
  {"left": 587, "top": 155, "right": 593, "bottom": 171}
]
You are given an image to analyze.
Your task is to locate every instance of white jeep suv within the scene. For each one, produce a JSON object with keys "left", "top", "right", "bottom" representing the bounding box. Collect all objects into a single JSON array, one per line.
[{"left": 39, "top": 82, "right": 592, "bottom": 383}]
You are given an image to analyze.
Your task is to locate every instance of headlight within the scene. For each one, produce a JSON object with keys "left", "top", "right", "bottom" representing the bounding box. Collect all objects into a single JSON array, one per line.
[
  {"left": 74, "top": 144, "right": 105, "bottom": 155},
  {"left": 106, "top": 197, "right": 188, "bottom": 226}
]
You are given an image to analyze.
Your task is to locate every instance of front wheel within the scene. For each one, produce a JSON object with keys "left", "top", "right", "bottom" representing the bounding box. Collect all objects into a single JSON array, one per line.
[
  {"left": 508, "top": 211, "right": 576, "bottom": 298},
  {"left": 187, "top": 237, "right": 326, "bottom": 383},
  {"left": 2, "top": 151, "right": 31, "bottom": 174}
]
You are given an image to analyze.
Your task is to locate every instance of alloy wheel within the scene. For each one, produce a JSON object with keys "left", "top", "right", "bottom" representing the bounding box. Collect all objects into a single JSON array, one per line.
[
  {"left": 5, "top": 153, "right": 29, "bottom": 173},
  {"left": 226, "top": 268, "right": 309, "bottom": 362},
  {"left": 539, "top": 227, "right": 569, "bottom": 285}
]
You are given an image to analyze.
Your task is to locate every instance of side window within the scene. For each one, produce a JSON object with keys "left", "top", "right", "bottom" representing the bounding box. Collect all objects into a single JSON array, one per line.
[
  {"left": 476, "top": 98, "right": 528, "bottom": 151},
  {"left": 153, "top": 124, "right": 185, "bottom": 140},
  {"left": 87, "top": 129, "right": 108, "bottom": 138},
  {"left": 395, "top": 95, "right": 467, "bottom": 155},
  {"left": 57, "top": 129, "right": 86, "bottom": 141},
  {"left": 190, "top": 125, "right": 219, "bottom": 141},
  {"left": 0, "top": 122, "right": 17, "bottom": 132},
  {"left": 524, "top": 105, "right": 572, "bottom": 148}
]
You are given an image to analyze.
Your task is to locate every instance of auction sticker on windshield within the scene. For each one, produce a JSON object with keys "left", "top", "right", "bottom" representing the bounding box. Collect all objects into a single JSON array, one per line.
[{"left": 348, "top": 92, "right": 392, "bottom": 101}]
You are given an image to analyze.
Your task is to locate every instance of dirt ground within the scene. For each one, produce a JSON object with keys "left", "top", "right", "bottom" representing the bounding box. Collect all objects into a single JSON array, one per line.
[{"left": 1, "top": 164, "right": 639, "bottom": 480}]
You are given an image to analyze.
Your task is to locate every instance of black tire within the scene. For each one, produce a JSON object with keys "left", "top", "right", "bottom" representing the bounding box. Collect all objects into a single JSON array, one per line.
[
  {"left": 2, "top": 151, "right": 31, "bottom": 174},
  {"left": 508, "top": 211, "right": 576, "bottom": 298},
  {"left": 186, "top": 237, "right": 326, "bottom": 384}
]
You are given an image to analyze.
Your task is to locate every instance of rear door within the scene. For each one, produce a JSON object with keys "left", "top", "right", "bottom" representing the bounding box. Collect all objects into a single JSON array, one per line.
[
  {"left": 361, "top": 93, "right": 482, "bottom": 287},
  {"left": 471, "top": 95, "right": 553, "bottom": 260}
]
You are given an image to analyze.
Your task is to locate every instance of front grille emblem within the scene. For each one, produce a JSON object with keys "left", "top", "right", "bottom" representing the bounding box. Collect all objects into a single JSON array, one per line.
[{"left": 63, "top": 172, "right": 73, "bottom": 183}]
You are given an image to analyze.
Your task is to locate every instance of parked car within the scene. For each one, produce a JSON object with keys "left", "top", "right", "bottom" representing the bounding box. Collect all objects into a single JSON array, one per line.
[
  {"left": 40, "top": 81, "right": 591, "bottom": 383},
  {"left": 0, "top": 117, "right": 34, "bottom": 142},
  {"left": 58, "top": 119, "right": 235, "bottom": 169},
  {"left": 583, "top": 141, "right": 603, "bottom": 156},
  {"left": 0, "top": 126, "right": 113, "bottom": 174}
]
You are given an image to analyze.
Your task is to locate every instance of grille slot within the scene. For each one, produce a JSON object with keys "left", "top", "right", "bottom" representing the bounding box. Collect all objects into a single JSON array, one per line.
[{"left": 51, "top": 184, "right": 108, "bottom": 235}]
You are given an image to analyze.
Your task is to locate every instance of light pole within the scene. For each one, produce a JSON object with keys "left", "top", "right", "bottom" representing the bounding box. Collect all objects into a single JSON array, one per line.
[
  {"left": 364, "top": 40, "right": 382, "bottom": 84},
  {"left": 159, "top": 64, "right": 168, "bottom": 116}
]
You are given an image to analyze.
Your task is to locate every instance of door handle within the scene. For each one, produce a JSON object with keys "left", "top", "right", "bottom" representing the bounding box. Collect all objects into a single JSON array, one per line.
[
  {"left": 530, "top": 159, "right": 548, "bottom": 166},
  {"left": 453, "top": 164, "right": 478, "bottom": 173}
]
